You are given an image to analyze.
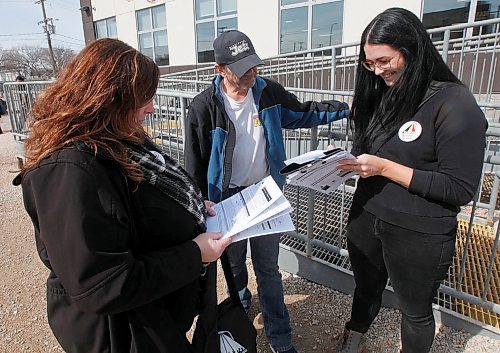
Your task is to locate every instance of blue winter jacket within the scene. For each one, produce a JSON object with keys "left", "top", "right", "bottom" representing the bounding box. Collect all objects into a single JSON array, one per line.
[{"left": 184, "top": 75, "right": 349, "bottom": 202}]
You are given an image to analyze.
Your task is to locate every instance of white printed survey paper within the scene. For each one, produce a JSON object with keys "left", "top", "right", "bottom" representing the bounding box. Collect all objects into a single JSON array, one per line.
[
  {"left": 206, "top": 176, "right": 295, "bottom": 241},
  {"left": 280, "top": 148, "right": 356, "bottom": 194}
]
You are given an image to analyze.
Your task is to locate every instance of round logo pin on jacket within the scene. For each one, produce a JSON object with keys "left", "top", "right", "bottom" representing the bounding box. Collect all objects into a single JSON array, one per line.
[{"left": 398, "top": 121, "right": 422, "bottom": 142}]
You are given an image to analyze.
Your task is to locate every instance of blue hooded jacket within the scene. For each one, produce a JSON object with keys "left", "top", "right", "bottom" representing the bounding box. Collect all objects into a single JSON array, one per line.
[{"left": 185, "top": 75, "right": 349, "bottom": 202}]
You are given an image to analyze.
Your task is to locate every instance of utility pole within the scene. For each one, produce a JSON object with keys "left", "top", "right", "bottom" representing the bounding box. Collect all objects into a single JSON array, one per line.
[{"left": 36, "top": 0, "right": 57, "bottom": 75}]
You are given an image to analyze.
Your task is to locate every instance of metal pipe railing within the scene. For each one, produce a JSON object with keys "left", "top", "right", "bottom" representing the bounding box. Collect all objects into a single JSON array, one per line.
[
  {"left": 285, "top": 229, "right": 500, "bottom": 316},
  {"left": 4, "top": 83, "right": 500, "bottom": 332}
]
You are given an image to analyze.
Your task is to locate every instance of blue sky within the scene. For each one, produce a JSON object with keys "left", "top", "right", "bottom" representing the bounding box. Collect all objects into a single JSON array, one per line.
[{"left": 0, "top": 0, "right": 85, "bottom": 51}]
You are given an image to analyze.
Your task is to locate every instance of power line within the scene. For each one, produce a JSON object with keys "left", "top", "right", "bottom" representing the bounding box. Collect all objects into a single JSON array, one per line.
[
  {"left": 0, "top": 36, "right": 82, "bottom": 47},
  {"left": 53, "top": 33, "right": 84, "bottom": 43},
  {"left": 0, "top": 33, "right": 45, "bottom": 37},
  {"left": 47, "top": 0, "right": 78, "bottom": 12},
  {"left": 51, "top": 38, "right": 84, "bottom": 48},
  {"left": 0, "top": 37, "right": 47, "bottom": 42}
]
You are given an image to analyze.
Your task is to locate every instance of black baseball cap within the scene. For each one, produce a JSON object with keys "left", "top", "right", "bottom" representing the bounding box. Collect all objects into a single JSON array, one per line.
[{"left": 213, "top": 30, "right": 264, "bottom": 78}]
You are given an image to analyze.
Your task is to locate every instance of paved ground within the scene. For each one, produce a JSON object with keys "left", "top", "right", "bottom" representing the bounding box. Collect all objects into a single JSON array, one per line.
[{"left": 0, "top": 115, "right": 498, "bottom": 353}]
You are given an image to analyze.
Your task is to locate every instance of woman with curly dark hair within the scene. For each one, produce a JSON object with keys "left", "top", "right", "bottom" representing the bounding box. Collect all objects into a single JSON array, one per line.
[
  {"left": 15, "top": 38, "right": 230, "bottom": 353},
  {"left": 335, "top": 8, "right": 487, "bottom": 353}
]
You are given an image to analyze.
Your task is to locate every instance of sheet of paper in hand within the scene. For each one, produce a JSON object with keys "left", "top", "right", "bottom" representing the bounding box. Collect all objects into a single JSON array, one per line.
[
  {"left": 206, "top": 176, "right": 295, "bottom": 241},
  {"left": 280, "top": 148, "right": 356, "bottom": 194}
]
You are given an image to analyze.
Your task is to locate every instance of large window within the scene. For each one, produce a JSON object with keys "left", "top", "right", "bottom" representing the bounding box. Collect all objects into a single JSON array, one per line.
[
  {"left": 281, "top": 7, "right": 307, "bottom": 53},
  {"left": 281, "top": 0, "right": 305, "bottom": 5},
  {"left": 476, "top": 0, "right": 500, "bottom": 34},
  {"left": 195, "top": 0, "right": 237, "bottom": 63},
  {"left": 94, "top": 17, "right": 117, "bottom": 39},
  {"left": 280, "top": 0, "right": 344, "bottom": 54},
  {"left": 476, "top": 0, "right": 500, "bottom": 20},
  {"left": 312, "top": 1, "right": 343, "bottom": 49},
  {"left": 137, "top": 5, "right": 169, "bottom": 66},
  {"left": 422, "top": 0, "right": 471, "bottom": 30},
  {"left": 423, "top": 0, "right": 500, "bottom": 39}
]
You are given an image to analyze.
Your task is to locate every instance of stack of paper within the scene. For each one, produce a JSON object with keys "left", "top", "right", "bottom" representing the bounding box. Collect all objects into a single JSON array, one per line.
[
  {"left": 206, "top": 176, "right": 295, "bottom": 243},
  {"left": 280, "top": 148, "right": 356, "bottom": 195}
]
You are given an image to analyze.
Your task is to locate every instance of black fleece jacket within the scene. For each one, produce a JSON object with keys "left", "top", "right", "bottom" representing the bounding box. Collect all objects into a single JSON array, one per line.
[{"left": 351, "top": 81, "right": 487, "bottom": 233}]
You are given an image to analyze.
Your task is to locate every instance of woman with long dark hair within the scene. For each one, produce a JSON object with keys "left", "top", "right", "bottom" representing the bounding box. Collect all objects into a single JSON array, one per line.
[
  {"left": 14, "top": 38, "right": 230, "bottom": 353},
  {"left": 335, "top": 8, "right": 487, "bottom": 353}
]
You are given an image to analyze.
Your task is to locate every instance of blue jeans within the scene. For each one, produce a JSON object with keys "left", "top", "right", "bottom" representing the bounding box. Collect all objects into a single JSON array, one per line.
[
  {"left": 225, "top": 234, "right": 293, "bottom": 351},
  {"left": 346, "top": 208, "right": 456, "bottom": 353}
]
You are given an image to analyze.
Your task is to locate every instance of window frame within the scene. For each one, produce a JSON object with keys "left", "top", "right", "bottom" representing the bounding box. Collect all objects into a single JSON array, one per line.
[
  {"left": 136, "top": 5, "right": 169, "bottom": 66},
  {"left": 279, "top": 0, "right": 344, "bottom": 54},
  {"left": 421, "top": 0, "right": 500, "bottom": 27},
  {"left": 94, "top": 17, "right": 118, "bottom": 39},
  {"left": 194, "top": 0, "right": 238, "bottom": 64}
]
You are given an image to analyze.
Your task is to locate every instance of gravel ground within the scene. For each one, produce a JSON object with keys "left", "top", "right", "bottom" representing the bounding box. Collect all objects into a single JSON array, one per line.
[{"left": 0, "top": 115, "right": 499, "bottom": 353}]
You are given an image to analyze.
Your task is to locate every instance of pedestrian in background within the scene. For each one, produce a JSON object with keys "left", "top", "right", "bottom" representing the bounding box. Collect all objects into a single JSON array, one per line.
[
  {"left": 0, "top": 85, "right": 5, "bottom": 134},
  {"left": 334, "top": 8, "right": 487, "bottom": 353},
  {"left": 14, "top": 38, "right": 230, "bottom": 353},
  {"left": 185, "top": 30, "right": 350, "bottom": 353}
]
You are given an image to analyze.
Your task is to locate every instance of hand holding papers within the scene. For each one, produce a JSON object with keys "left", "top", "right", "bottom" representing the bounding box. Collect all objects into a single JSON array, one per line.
[
  {"left": 206, "top": 176, "right": 295, "bottom": 242},
  {"left": 280, "top": 148, "right": 356, "bottom": 194}
]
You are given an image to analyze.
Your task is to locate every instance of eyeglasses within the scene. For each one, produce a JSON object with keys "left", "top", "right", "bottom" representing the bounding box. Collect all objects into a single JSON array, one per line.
[{"left": 361, "top": 56, "right": 395, "bottom": 72}]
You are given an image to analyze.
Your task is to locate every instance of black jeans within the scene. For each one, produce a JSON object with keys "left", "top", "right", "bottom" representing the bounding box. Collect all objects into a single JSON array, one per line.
[{"left": 346, "top": 208, "right": 456, "bottom": 353}]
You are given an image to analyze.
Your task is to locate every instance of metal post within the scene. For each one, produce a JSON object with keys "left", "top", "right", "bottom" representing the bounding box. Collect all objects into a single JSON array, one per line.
[
  {"left": 310, "top": 126, "right": 318, "bottom": 151},
  {"left": 441, "top": 29, "right": 450, "bottom": 63},
  {"left": 482, "top": 220, "right": 499, "bottom": 300},
  {"left": 195, "top": 71, "right": 200, "bottom": 93},
  {"left": 457, "top": 191, "right": 479, "bottom": 288},
  {"left": 305, "top": 126, "right": 319, "bottom": 256},
  {"left": 487, "top": 171, "right": 500, "bottom": 221},
  {"left": 180, "top": 97, "right": 187, "bottom": 154},
  {"left": 306, "top": 189, "right": 315, "bottom": 257},
  {"left": 330, "top": 46, "right": 337, "bottom": 91}
]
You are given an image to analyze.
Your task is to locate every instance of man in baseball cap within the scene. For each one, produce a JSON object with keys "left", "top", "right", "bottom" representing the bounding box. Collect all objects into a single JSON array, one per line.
[{"left": 185, "top": 30, "right": 349, "bottom": 353}]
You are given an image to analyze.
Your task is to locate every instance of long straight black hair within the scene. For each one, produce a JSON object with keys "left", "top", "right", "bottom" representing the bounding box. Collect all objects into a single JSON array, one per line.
[{"left": 350, "top": 7, "right": 461, "bottom": 154}]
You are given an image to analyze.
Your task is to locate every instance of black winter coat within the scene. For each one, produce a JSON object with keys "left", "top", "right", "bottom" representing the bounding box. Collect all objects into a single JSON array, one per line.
[{"left": 15, "top": 143, "right": 216, "bottom": 353}]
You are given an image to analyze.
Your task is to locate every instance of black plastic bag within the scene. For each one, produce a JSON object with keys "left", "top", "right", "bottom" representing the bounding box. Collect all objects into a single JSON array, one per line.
[
  {"left": 216, "top": 295, "right": 257, "bottom": 353},
  {"left": 193, "top": 253, "right": 257, "bottom": 353}
]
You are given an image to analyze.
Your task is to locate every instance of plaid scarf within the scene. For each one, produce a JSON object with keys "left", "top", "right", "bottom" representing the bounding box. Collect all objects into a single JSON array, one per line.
[{"left": 126, "top": 139, "right": 206, "bottom": 232}]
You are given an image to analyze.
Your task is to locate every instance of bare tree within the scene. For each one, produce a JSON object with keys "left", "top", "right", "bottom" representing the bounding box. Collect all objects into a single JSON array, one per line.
[
  {"left": 52, "top": 47, "right": 76, "bottom": 72},
  {"left": 0, "top": 46, "right": 76, "bottom": 79},
  {"left": 1, "top": 48, "right": 48, "bottom": 78}
]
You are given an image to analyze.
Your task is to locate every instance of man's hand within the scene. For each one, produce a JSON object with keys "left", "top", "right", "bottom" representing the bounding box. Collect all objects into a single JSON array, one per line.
[{"left": 321, "top": 100, "right": 350, "bottom": 114}]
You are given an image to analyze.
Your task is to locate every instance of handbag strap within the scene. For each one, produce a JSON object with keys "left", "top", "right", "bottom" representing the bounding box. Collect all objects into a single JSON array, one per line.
[{"left": 220, "top": 251, "right": 244, "bottom": 306}]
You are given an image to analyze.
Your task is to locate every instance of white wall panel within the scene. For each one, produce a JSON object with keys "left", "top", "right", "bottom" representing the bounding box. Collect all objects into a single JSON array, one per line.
[
  {"left": 90, "top": 0, "right": 117, "bottom": 21},
  {"left": 166, "top": 0, "right": 197, "bottom": 66},
  {"left": 343, "top": 0, "right": 422, "bottom": 44},
  {"left": 238, "top": 0, "right": 279, "bottom": 59},
  {"left": 116, "top": 11, "right": 139, "bottom": 48}
]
